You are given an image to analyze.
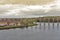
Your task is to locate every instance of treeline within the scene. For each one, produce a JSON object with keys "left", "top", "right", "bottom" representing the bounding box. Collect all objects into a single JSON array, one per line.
[{"left": 37, "top": 16, "right": 60, "bottom": 22}]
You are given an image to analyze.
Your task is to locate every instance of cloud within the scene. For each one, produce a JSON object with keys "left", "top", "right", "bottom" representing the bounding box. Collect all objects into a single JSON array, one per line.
[
  {"left": 0, "top": 0, "right": 54, "bottom": 5},
  {"left": 0, "top": 0, "right": 60, "bottom": 18}
]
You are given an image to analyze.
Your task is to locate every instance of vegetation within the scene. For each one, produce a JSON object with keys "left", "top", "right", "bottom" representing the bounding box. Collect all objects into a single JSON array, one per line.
[{"left": 0, "top": 18, "right": 37, "bottom": 29}]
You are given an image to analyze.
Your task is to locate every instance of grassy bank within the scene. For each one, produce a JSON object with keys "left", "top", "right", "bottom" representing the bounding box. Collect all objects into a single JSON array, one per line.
[
  {"left": 0, "top": 24, "right": 36, "bottom": 30},
  {"left": 0, "top": 18, "right": 37, "bottom": 30}
]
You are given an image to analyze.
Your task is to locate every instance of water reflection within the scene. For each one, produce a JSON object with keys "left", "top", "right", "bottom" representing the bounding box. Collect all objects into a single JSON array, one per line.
[
  {"left": 35, "top": 26, "right": 37, "bottom": 29},
  {"left": 57, "top": 23, "right": 59, "bottom": 30},
  {"left": 13, "top": 22, "right": 60, "bottom": 31},
  {"left": 48, "top": 25, "right": 50, "bottom": 30},
  {"left": 31, "top": 22, "right": 60, "bottom": 31},
  {"left": 44, "top": 23, "right": 45, "bottom": 30},
  {"left": 52, "top": 23, "right": 54, "bottom": 29},
  {"left": 39, "top": 25, "right": 41, "bottom": 30}
]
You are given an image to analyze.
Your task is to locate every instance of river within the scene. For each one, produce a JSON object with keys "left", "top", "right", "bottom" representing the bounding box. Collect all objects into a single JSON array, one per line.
[{"left": 0, "top": 23, "right": 60, "bottom": 40}]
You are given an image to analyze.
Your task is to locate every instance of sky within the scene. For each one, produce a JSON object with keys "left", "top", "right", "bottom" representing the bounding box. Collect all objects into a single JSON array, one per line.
[
  {"left": 0, "top": 0, "right": 60, "bottom": 18},
  {"left": 0, "top": 0, "right": 54, "bottom": 5}
]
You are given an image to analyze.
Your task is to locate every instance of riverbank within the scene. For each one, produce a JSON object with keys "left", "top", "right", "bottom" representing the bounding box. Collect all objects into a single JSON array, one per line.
[{"left": 0, "top": 16, "right": 60, "bottom": 30}]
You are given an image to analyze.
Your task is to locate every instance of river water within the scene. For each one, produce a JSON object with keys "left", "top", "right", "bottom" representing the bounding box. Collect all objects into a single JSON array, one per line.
[{"left": 0, "top": 23, "right": 60, "bottom": 40}]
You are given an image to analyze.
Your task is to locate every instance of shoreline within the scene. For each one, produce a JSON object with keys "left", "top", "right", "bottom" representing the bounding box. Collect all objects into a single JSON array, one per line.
[{"left": 0, "top": 16, "right": 60, "bottom": 30}]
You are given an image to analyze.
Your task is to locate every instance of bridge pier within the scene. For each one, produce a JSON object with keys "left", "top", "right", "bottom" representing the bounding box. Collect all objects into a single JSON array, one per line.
[
  {"left": 48, "top": 18, "right": 50, "bottom": 30},
  {"left": 44, "top": 18, "right": 45, "bottom": 30},
  {"left": 39, "top": 18, "right": 41, "bottom": 29},
  {"left": 57, "top": 18, "right": 59, "bottom": 30},
  {"left": 53, "top": 18, "right": 54, "bottom": 29}
]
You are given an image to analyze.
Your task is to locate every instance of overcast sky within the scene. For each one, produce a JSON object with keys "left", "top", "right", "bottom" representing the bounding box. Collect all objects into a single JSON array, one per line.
[{"left": 0, "top": 0, "right": 60, "bottom": 18}]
